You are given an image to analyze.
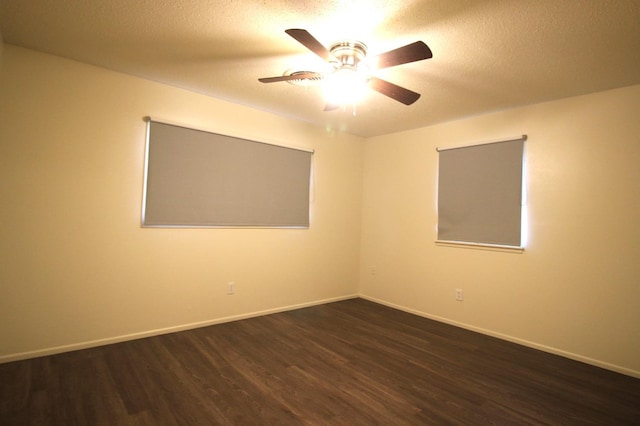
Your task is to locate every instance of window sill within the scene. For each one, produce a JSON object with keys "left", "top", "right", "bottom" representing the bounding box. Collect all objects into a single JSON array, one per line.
[{"left": 435, "top": 240, "right": 524, "bottom": 254}]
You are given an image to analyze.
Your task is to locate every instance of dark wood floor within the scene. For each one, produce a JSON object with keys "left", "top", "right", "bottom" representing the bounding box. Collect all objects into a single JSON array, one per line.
[{"left": 1, "top": 298, "right": 639, "bottom": 425}]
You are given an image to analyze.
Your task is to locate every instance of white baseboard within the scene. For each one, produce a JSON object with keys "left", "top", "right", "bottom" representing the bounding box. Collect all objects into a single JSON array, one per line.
[
  {"left": 0, "top": 294, "right": 359, "bottom": 364},
  {"left": 4, "top": 293, "right": 638, "bottom": 379},
  {"left": 359, "top": 294, "right": 640, "bottom": 379}
]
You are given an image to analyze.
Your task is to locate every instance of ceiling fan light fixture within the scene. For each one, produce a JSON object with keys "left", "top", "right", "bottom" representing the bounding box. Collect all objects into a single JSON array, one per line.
[{"left": 322, "top": 67, "right": 369, "bottom": 106}]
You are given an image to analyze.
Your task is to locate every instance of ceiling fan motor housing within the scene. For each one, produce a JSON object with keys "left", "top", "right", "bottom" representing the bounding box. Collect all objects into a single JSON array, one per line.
[{"left": 329, "top": 41, "right": 367, "bottom": 69}]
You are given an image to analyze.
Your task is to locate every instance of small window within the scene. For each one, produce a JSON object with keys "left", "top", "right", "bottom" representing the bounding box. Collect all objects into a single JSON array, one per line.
[
  {"left": 142, "top": 119, "right": 313, "bottom": 228},
  {"left": 436, "top": 136, "right": 526, "bottom": 249}
]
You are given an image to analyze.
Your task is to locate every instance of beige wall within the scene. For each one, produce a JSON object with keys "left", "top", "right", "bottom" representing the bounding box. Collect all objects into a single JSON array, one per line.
[
  {"left": 360, "top": 84, "right": 640, "bottom": 376},
  {"left": 0, "top": 45, "right": 363, "bottom": 360},
  {"left": 2, "top": 44, "right": 639, "bottom": 378}
]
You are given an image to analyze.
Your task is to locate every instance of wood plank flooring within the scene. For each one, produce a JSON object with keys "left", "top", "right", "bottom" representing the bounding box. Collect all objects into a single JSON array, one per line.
[{"left": 1, "top": 298, "right": 639, "bottom": 425}]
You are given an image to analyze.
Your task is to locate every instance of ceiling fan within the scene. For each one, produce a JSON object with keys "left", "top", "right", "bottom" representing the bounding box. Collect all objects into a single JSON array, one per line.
[{"left": 258, "top": 29, "right": 433, "bottom": 111}]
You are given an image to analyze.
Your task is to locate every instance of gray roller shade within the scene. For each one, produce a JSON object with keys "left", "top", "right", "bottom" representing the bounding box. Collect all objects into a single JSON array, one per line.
[
  {"left": 143, "top": 120, "right": 313, "bottom": 228},
  {"left": 437, "top": 137, "right": 525, "bottom": 247}
]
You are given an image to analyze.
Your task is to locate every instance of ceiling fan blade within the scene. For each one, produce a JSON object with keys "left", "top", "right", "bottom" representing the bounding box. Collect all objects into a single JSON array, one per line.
[
  {"left": 369, "top": 77, "right": 421, "bottom": 105},
  {"left": 323, "top": 103, "right": 340, "bottom": 111},
  {"left": 372, "top": 41, "right": 433, "bottom": 69},
  {"left": 258, "top": 72, "right": 321, "bottom": 83},
  {"left": 285, "top": 29, "right": 335, "bottom": 62}
]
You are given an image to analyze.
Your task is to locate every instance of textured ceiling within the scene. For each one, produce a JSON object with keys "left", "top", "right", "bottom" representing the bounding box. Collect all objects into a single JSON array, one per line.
[{"left": 1, "top": 0, "right": 639, "bottom": 137}]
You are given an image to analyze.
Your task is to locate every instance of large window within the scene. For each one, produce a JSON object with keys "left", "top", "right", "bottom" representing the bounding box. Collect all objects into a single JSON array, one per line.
[
  {"left": 142, "top": 119, "right": 313, "bottom": 228},
  {"left": 437, "top": 136, "right": 526, "bottom": 249}
]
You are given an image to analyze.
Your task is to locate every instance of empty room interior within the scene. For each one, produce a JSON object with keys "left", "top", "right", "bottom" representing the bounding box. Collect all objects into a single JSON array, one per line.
[{"left": 1, "top": 1, "right": 639, "bottom": 424}]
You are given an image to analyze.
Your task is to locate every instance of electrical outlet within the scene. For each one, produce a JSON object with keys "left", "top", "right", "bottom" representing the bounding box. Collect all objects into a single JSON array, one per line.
[
  {"left": 455, "top": 288, "right": 463, "bottom": 302},
  {"left": 227, "top": 281, "right": 235, "bottom": 295},
  {"left": 369, "top": 266, "right": 376, "bottom": 276}
]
